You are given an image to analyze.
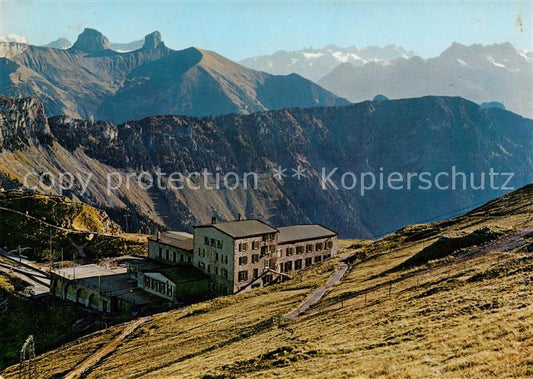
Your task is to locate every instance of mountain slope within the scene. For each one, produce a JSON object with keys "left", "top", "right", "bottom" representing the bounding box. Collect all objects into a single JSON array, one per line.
[
  {"left": 1, "top": 28, "right": 349, "bottom": 123},
  {"left": 319, "top": 42, "right": 533, "bottom": 118},
  {"left": 2, "top": 183, "right": 531, "bottom": 378},
  {"left": 0, "top": 95, "right": 531, "bottom": 238}
]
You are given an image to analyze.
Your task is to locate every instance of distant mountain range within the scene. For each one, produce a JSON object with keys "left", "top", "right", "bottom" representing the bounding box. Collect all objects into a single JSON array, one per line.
[
  {"left": 0, "top": 28, "right": 348, "bottom": 123},
  {"left": 318, "top": 42, "right": 533, "bottom": 118},
  {"left": 41, "top": 37, "right": 144, "bottom": 52},
  {"left": 1, "top": 95, "right": 531, "bottom": 237},
  {"left": 240, "top": 44, "right": 415, "bottom": 81}
]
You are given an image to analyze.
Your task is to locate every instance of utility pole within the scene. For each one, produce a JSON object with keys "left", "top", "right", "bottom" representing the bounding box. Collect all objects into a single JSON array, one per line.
[
  {"left": 18, "top": 335, "right": 36, "bottom": 379},
  {"left": 49, "top": 230, "right": 53, "bottom": 273},
  {"left": 73, "top": 251, "right": 76, "bottom": 280}
]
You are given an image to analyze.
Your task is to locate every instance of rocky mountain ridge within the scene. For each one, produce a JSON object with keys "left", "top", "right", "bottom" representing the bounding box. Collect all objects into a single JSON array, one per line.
[
  {"left": 0, "top": 95, "right": 531, "bottom": 237},
  {"left": 0, "top": 28, "right": 348, "bottom": 123}
]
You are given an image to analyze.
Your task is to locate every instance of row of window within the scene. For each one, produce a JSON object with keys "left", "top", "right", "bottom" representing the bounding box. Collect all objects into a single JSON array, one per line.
[
  {"left": 237, "top": 267, "right": 263, "bottom": 282},
  {"left": 198, "top": 261, "right": 229, "bottom": 279},
  {"left": 158, "top": 247, "right": 192, "bottom": 263},
  {"left": 284, "top": 241, "right": 334, "bottom": 256},
  {"left": 279, "top": 254, "right": 331, "bottom": 273},
  {"left": 144, "top": 276, "right": 173, "bottom": 297},
  {"left": 204, "top": 237, "right": 224, "bottom": 249},
  {"left": 237, "top": 234, "right": 276, "bottom": 252},
  {"left": 238, "top": 254, "right": 261, "bottom": 265},
  {"left": 198, "top": 248, "right": 229, "bottom": 264}
]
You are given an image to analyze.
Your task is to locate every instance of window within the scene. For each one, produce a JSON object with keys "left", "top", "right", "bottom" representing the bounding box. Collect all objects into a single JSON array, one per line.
[
  {"left": 269, "top": 245, "right": 275, "bottom": 253},
  {"left": 211, "top": 238, "right": 216, "bottom": 247},
  {"left": 217, "top": 240, "right": 223, "bottom": 249},
  {"left": 167, "top": 286, "right": 173, "bottom": 297},
  {"left": 158, "top": 247, "right": 162, "bottom": 259},
  {"left": 211, "top": 251, "right": 219, "bottom": 262},
  {"left": 286, "top": 247, "right": 294, "bottom": 256},
  {"left": 316, "top": 242, "right": 323, "bottom": 251},
  {"left": 144, "top": 276, "right": 150, "bottom": 287},
  {"left": 159, "top": 281, "right": 165, "bottom": 294},
  {"left": 180, "top": 253, "right": 184, "bottom": 262},
  {"left": 173, "top": 251, "right": 177, "bottom": 262},
  {"left": 296, "top": 246, "right": 304, "bottom": 255},
  {"left": 221, "top": 255, "right": 228, "bottom": 264},
  {"left": 221, "top": 268, "right": 228, "bottom": 278},
  {"left": 306, "top": 244, "right": 313, "bottom": 253},
  {"left": 314, "top": 256, "right": 322, "bottom": 263},
  {"left": 323, "top": 254, "right": 331, "bottom": 261},
  {"left": 252, "top": 241, "right": 260, "bottom": 250},
  {"left": 204, "top": 236, "right": 209, "bottom": 245},
  {"left": 284, "top": 261, "right": 293, "bottom": 272},
  {"left": 198, "top": 262, "right": 205, "bottom": 269},
  {"left": 239, "top": 256, "right": 248, "bottom": 265},
  {"left": 295, "top": 259, "right": 303, "bottom": 270},
  {"left": 238, "top": 270, "right": 248, "bottom": 282},
  {"left": 253, "top": 268, "right": 259, "bottom": 278},
  {"left": 326, "top": 241, "right": 334, "bottom": 249},
  {"left": 199, "top": 248, "right": 205, "bottom": 258},
  {"left": 213, "top": 267, "right": 218, "bottom": 275},
  {"left": 261, "top": 246, "right": 268, "bottom": 256},
  {"left": 252, "top": 254, "right": 260, "bottom": 263},
  {"left": 305, "top": 257, "right": 312, "bottom": 267},
  {"left": 207, "top": 265, "right": 211, "bottom": 273}
]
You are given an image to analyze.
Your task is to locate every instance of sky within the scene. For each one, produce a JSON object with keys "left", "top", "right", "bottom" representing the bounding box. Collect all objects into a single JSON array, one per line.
[{"left": 1, "top": 1, "right": 532, "bottom": 60}]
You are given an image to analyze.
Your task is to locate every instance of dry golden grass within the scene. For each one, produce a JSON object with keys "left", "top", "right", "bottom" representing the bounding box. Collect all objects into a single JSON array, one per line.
[{"left": 2, "top": 185, "right": 532, "bottom": 378}]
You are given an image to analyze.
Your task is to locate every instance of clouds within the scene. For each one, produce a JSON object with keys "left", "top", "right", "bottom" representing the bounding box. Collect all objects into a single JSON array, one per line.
[{"left": 0, "top": 33, "right": 28, "bottom": 43}]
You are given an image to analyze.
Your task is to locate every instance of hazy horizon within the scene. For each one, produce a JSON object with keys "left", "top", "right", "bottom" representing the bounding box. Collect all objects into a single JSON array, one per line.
[{"left": 1, "top": 1, "right": 531, "bottom": 61}]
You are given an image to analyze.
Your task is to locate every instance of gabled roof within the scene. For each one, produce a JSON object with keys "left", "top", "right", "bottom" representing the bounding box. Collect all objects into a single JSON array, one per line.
[
  {"left": 194, "top": 219, "right": 278, "bottom": 239},
  {"left": 278, "top": 224, "right": 337, "bottom": 244},
  {"left": 148, "top": 231, "right": 194, "bottom": 251}
]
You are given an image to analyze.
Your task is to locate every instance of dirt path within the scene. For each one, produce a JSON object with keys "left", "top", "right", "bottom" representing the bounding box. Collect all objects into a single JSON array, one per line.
[
  {"left": 284, "top": 250, "right": 356, "bottom": 321},
  {"left": 64, "top": 316, "right": 150, "bottom": 379}
]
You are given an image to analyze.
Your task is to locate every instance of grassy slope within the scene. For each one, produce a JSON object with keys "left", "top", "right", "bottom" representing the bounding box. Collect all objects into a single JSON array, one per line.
[
  {"left": 2, "top": 185, "right": 532, "bottom": 378},
  {"left": 0, "top": 192, "right": 147, "bottom": 262},
  {"left": 0, "top": 270, "right": 102, "bottom": 370}
]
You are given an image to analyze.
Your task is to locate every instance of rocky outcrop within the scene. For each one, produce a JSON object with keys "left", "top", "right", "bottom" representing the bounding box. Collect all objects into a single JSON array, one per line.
[
  {"left": 0, "top": 42, "right": 28, "bottom": 59},
  {"left": 142, "top": 31, "right": 163, "bottom": 50},
  {"left": 0, "top": 96, "right": 52, "bottom": 150},
  {"left": 71, "top": 28, "right": 110, "bottom": 53}
]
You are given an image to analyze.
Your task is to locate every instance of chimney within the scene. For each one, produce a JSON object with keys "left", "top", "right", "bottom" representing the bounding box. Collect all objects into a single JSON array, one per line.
[{"left": 211, "top": 216, "right": 217, "bottom": 224}]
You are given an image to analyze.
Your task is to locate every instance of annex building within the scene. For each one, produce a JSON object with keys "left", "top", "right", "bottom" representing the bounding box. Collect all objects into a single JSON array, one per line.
[{"left": 51, "top": 218, "right": 337, "bottom": 313}]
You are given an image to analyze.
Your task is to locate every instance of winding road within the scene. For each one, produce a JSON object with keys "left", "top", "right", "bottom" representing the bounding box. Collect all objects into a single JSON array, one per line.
[{"left": 284, "top": 250, "right": 356, "bottom": 321}]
